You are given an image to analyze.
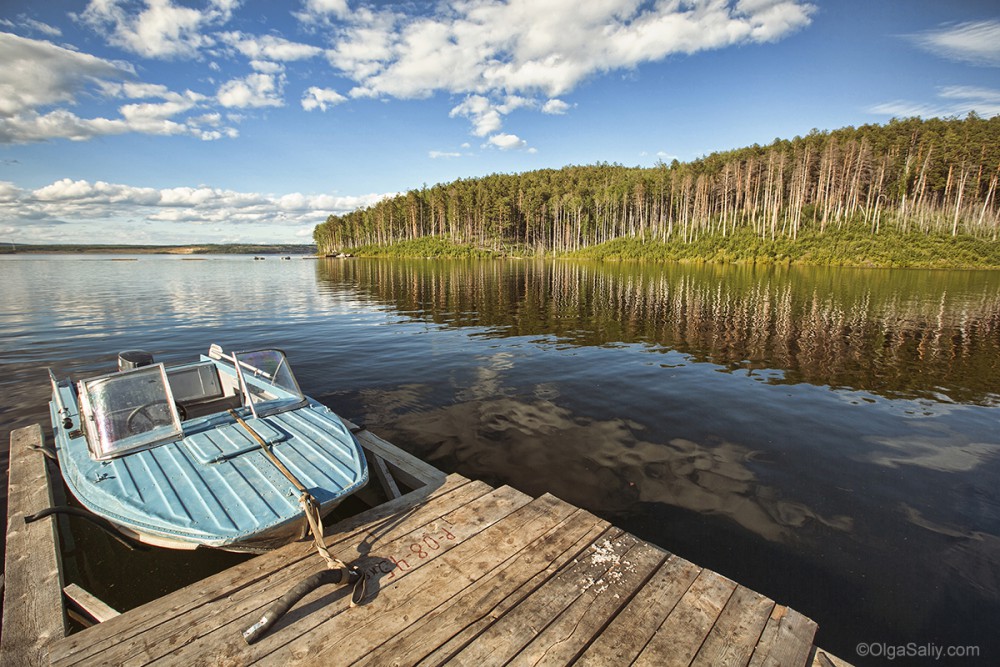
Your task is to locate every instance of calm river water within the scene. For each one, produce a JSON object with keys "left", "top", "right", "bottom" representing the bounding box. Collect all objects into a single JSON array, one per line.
[{"left": 2, "top": 254, "right": 999, "bottom": 663}]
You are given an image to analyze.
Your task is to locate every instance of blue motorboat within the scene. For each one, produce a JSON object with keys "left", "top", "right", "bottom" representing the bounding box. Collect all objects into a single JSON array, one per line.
[{"left": 48, "top": 345, "right": 368, "bottom": 552}]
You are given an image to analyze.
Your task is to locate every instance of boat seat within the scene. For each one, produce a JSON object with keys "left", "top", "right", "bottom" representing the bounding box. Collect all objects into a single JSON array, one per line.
[
  {"left": 167, "top": 363, "right": 242, "bottom": 420},
  {"left": 179, "top": 394, "right": 243, "bottom": 420}
]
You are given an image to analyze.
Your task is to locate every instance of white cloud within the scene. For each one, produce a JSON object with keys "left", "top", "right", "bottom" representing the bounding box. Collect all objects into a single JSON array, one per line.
[
  {"left": 429, "top": 150, "right": 462, "bottom": 159},
  {"left": 488, "top": 133, "right": 527, "bottom": 150},
  {"left": 217, "top": 72, "right": 284, "bottom": 108},
  {"left": 320, "top": 0, "right": 814, "bottom": 139},
  {"left": 0, "top": 177, "right": 394, "bottom": 243},
  {"left": 301, "top": 86, "right": 346, "bottom": 111},
  {"left": 250, "top": 59, "right": 284, "bottom": 74},
  {"left": 541, "top": 99, "right": 570, "bottom": 115},
  {"left": 219, "top": 31, "right": 324, "bottom": 62},
  {"left": 910, "top": 20, "right": 1000, "bottom": 67},
  {"left": 78, "top": 0, "right": 236, "bottom": 59},
  {"left": 0, "top": 31, "right": 131, "bottom": 117},
  {"left": 871, "top": 85, "right": 1000, "bottom": 119},
  {"left": 295, "top": 0, "right": 351, "bottom": 24},
  {"left": 0, "top": 32, "right": 235, "bottom": 143},
  {"left": 450, "top": 95, "right": 503, "bottom": 137}
]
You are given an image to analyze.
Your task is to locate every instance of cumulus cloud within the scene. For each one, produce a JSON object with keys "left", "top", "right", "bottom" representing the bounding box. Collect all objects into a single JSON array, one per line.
[
  {"left": 0, "top": 31, "right": 132, "bottom": 117},
  {"left": 320, "top": 0, "right": 814, "bottom": 138},
  {"left": 301, "top": 86, "right": 347, "bottom": 111},
  {"left": 219, "top": 31, "right": 324, "bottom": 62},
  {"left": 0, "top": 31, "right": 235, "bottom": 143},
  {"left": 488, "top": 133, "right": 527, "bottom": 150},
  {"left": 909, "top": 20, "right": 1000, "bottom": 67},
  {"left": 449, "top": 95, "right": 503, "bottom": 137},
  {"left": 0, "top": 177, "right": 394, "bottom": 242},
  {"left": 217, "top": 72, "right": 284, "bottom": 108},
  {"left": 78, "top": 0, "right": 236, "bottom": 59},
  {"left": 295, "top": 0, "right": 351, "bottom": 24},
  {"left": 541, "top": 99, "right": 570, "bottom": 115}
]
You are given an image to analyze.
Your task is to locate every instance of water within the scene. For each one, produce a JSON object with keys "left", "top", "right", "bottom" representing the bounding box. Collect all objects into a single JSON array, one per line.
[{"left": 2, "top": 254, "right": 999, "bottom": 663}]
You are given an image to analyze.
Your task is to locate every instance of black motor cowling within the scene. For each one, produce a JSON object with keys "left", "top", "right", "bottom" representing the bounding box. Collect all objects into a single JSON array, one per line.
[{"left": 118, "top": 350, "right": 154, "bottom": 371}]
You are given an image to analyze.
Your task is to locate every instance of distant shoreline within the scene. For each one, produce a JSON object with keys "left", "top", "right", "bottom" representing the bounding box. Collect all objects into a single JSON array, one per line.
[
  {"left": 0, "top": 244, "right": 318, "bottom": 255},
  {"left": 336, "top": 229, "right": 1000, "bottom": 270}
]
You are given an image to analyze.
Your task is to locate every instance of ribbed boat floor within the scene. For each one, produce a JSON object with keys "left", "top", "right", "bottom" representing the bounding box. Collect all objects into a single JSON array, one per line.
[{"left": 48, "top": 474, "right": 824, "bottom": 666}]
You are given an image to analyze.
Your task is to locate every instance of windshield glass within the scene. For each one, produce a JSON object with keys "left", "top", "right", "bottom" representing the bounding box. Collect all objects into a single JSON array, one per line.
[
  {"left": 232, "top": 349, "right": 305, "bottom": 415},
  {"left": 81, "top": 364, "right": 183, "bottom": 459}
]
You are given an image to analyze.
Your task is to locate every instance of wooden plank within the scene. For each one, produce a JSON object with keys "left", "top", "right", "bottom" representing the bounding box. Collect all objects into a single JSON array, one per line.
[
  {"left": 415, "top": 514, "right": 611, "bottom": 667},
  {"left": 258, "top": 493, "right": 582, "bottom": 667},
  {"left": 358, "top": 506, "right": 608, "bottom": 667},
  {"left": 811, "top": 649, "right": 854, "bottom": 667},
  {"left": 633, "top": 568, "right": 738, "bottom": 667},
  {"left": 443, "top": 530, "right": 634, "bottom": 666},
  {"left": 506, "top": 539, "right": 668, "bottom": 666},
  {"left": 367, "top": 451, "right": 402, "bottom": 499},
  {"left": 59, "top": 477, "right": 493, "bottom": 667},
  {"left": 748, "top": 605, "right": 818, "bottom": 667},
  {"left": 142, "top": 485, "right": 532, "bottom": 666},
  {"left": 692, "top": 585, "right": 775, "bottom": 667},
  {"left": 346, "top": 419, "right": 446, "bottom": 488},
  {"left": 49, "top": 473, "right": 477, "bottom": 666},
  {"left": 575, "top": 554, "right": 702, "bottom": 666},
  {"left": 1, "top": 424, "right": 66, "bottom": 666},
  {"left": 63, "top": 584, "right": 121, "bottom": 624}
]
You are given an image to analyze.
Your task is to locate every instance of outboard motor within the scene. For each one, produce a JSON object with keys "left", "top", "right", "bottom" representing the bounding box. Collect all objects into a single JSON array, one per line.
[{"left": 118, "top": 350, "right": 154, "bottom": 372}]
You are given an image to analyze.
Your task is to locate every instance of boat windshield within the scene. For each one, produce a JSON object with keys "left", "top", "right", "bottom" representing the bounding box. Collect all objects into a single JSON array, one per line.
[
  {"left": 79, "top": 363, "right": 183, "bottom": 459},
  {"left": 232, "top": 349, "right": 305, "bottom": 416}
]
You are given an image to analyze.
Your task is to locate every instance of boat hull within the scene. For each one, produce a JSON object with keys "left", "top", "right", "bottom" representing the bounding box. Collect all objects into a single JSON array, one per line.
[{"left": 49, "top": 354, "right": 369, "bottom": 552}]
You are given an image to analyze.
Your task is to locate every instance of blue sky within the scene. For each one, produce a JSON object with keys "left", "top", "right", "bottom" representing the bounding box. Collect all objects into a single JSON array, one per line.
[{"left": 1, "top": 0, "right": 998, "bottom": 245}]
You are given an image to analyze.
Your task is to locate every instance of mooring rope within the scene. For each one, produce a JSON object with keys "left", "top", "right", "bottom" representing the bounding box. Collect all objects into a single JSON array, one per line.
[{"left": 229, "top": 409, "right": 366, "bottom": 606}]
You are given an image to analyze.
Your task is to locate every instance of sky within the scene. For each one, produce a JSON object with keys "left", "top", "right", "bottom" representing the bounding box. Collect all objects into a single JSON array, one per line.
[{"left": 1, "top": 0, "right": 998, "bottom": 246}]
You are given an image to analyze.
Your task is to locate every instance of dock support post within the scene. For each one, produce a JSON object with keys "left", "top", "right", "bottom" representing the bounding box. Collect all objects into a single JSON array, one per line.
[{"left": 2, "top": 424, "right": 66, "bottom": 665}]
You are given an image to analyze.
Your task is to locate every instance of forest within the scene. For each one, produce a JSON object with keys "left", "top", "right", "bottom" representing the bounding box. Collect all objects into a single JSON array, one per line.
[{"left": 314, "top": 115, "right": 1000, "bottom": 262}]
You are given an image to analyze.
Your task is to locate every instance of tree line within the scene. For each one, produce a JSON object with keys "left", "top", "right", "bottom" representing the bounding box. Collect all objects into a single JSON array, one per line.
[{"left": 314, "top": 115, "right": 1000, "bottom": 254}]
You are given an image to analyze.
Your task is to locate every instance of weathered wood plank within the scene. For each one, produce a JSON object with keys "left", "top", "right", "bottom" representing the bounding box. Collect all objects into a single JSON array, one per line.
[
  {"left": 415, "top": 514, "right": 611, "bottom": 667},
  {"left": 748, "top": 605, "right": 818, "bottom": 667},
  {"left": 506, "top": 539, "right": 668, "bottom": 666},
  {"left": 49, "top": 473, "right": 476, "bottom": 666},
  {"left": 358, "top": 505, "right": 608, "bottom": 667},
  {"left": 346, "top": 419, "right": 446, "bottom": 489},
  {"left": 147, "top": 485, "right": 532, "bottom": 666},
  {"left": 812, "top": 648, "right": 854, "bottom": 667},
  {"left": 574, "top": 554, "right": 702, "bottom": 666},
  {"left": 63, "top": 583, "right": 121, "bottom": 624},
  {"left": 692, "top": 585, "right": 775, "bottom": 667},
  {"left": 69, "top": 477, "right": 495, "bottom": 667},
  {"left": 256, "top": 493, "right": 581, "bottom": 667},
  {"left": 443, "top": 530, "right": 633, "bottom": 666},
  {"left": 367, "top": 451, "right": 402, "bottom": 499},
  {"left": 633, "top": 568, "right": 738, "bottom": 667},
  {"left": 1, "top": 424, "right": 66, "bottom": 666}
]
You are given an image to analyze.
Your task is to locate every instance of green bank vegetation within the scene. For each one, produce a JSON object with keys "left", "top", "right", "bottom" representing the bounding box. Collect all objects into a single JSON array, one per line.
[{"left": 315, "top": 115, "right": 1000, "bottom": 267}]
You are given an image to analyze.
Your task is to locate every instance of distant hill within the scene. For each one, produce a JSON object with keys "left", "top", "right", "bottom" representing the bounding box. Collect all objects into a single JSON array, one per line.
[
  {"left": 314, "top": 115, "right": 1000, "bottom": 263},
  {"left": 1, "top": 244, "right": 318, "bottom": 255}
]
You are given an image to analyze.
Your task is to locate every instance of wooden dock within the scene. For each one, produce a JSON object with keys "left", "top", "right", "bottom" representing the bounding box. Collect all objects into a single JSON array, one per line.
[{"left": 4, "top": 424, "right": 852, "bottom": 666}]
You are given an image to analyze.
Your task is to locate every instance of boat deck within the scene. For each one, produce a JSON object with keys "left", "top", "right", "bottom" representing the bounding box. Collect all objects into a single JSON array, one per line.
[{"left": 4, "top": 425, "right": 852, "bottom": 666}]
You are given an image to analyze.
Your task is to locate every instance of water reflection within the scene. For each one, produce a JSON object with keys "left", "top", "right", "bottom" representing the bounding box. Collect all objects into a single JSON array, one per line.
[
  {"left": 380, "top": 387, "right": 854, "bottom": 544},
  {"left": 315, "top": 257, "right": 1000, "bottom": 661},
  {"left": 317, "top": 259, "right": 1000, "bottom": 405}
]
